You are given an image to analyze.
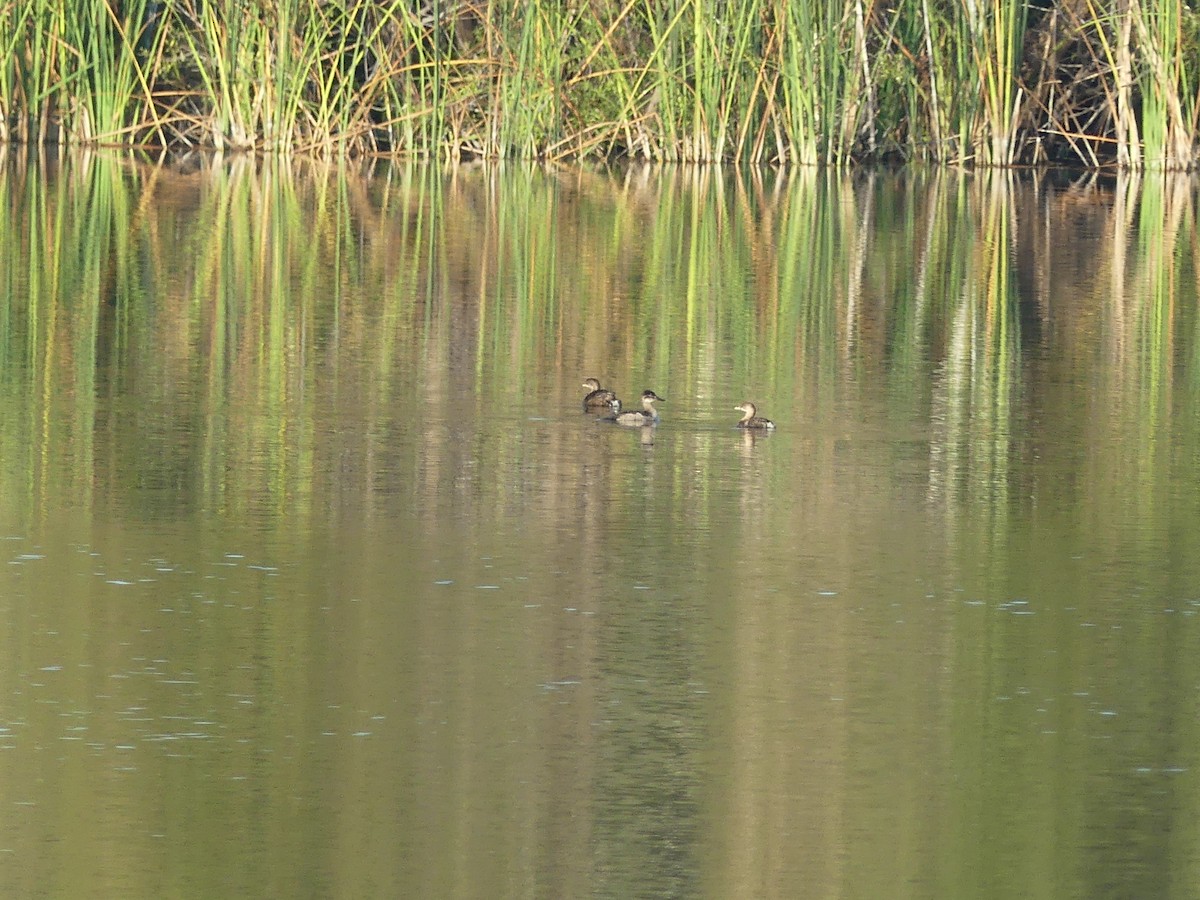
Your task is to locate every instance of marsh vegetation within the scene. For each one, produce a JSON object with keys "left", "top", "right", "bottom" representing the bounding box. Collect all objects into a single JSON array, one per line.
[{"left": 2, "top": 0, "right": 1199, "bottom": 167}]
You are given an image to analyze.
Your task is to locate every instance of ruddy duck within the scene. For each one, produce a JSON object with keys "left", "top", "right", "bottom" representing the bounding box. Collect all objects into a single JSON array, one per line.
[
  {"left": 614, "top": 390, "right": 665, "bottom": 426},
  {"left": 582, "top": 378, "right": 619, "bottom": 411},
  {"left": 734, "top": 402, "right": 775, "bottom": 429}
]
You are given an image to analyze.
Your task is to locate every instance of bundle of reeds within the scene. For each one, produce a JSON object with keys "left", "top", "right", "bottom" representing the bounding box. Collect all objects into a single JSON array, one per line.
[{"left": 0, "top": 0, "right": 1196, "bottom": 168}]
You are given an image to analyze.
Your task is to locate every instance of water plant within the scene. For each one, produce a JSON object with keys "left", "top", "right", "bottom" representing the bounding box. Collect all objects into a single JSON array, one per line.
[{"left": 3, "top": 0, "right": 1200, "bottom": 166}]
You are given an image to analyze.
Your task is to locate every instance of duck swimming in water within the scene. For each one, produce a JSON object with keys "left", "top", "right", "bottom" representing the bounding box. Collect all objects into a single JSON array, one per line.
[
  {"left": 582, "top": 378, "right": 620, "bottom": 411},
  {"left": 614, "top": 390, "right": 665, "bottom": 426},
  {"left": 734, "top": 402, "right": 775, "bottom": 429}
]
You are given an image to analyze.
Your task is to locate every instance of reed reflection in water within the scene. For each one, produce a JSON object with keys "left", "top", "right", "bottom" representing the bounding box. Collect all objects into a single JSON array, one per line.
[{"left": 2, "top": 153, "right": 1200, "bottom": 898}]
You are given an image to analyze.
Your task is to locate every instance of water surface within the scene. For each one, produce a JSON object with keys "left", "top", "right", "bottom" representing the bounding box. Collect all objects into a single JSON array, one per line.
[{"left": 2, "top": 157, "right": 1200, "bottom": 898}]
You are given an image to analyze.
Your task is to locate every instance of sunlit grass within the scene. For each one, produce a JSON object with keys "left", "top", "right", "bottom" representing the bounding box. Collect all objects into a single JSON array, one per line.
[{"left": 3, "top": 0, "right": 1200, "bottom": 166}]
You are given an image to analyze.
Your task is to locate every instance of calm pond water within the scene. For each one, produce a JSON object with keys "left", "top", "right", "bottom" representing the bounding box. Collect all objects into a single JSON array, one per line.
[{"left": 3, "top": 154, "right": 1200, "bottom": 898}]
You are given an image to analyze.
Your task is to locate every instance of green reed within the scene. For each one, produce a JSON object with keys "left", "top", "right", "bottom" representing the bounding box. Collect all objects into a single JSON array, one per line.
[
  {"left": 175, "top": 0, "right": 293, "bottom": 151},
  {"left": 1132, "top": 0, "right": 1196, "bottom": 169},
  {"left": 4, "top": 0, "right": 1200, "bottom": 167},
  {"left": 972, "top": 0, "right": 1027, "bottom": 165},
  {"left": 775, "top": 1, "right": 834, "bottom": 165},
  {"left": 0, "top": 1, "right": 64, "bottom": 145},
  {"left": 68, "top": 0, "right": 167, "bottom": 145},
  {"left": 0, "top": 1, "right": 166, "bottom": 146}
]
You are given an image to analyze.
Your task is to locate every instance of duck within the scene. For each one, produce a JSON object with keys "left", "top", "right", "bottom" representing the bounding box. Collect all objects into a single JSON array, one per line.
[
  {"left": 582, "top": 378, "right": 620, "bottom": 411},
  {"left": 614, "top": 390, "right": 665, "bottom": 426},
  {"left": 734, "top": 402, "right": 775, "bottom": 429}
]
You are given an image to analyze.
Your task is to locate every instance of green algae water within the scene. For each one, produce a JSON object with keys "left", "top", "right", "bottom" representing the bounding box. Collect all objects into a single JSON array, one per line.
[{"left": 2, "top": 155, "right": 1200, "bottom": 898}]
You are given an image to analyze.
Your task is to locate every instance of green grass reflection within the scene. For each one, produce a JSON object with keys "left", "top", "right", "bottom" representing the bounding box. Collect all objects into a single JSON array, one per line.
[{"left": 2, "top": 157, "right": 1200, "bottom": 531}]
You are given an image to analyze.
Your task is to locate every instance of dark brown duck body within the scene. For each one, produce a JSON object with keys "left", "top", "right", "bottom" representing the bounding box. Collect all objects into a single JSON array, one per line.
[
  {"left": 582, "top": 377, "right": 619, "bottom": 411},
  {"left": 734, "top": 402, "right": 775, "bottom": 429}
]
